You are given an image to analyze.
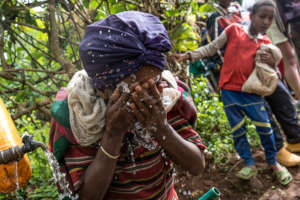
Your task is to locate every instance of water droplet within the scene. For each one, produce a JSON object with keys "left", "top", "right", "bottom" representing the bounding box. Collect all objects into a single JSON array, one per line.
[
  {"left": 104, "top": 44, "right": 108, "bottom": 48},
  {"left": 99, "top": 30, "right": 102, "bottom": 34},
  {"left": 162, "top": 135, "right": 166, "bottom": 140},
  {"left": 108, "top": 29, "right": 111, "bottom": 33}
]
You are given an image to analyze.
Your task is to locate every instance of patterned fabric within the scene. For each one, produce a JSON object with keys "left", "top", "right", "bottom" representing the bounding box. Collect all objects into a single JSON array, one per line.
[
  {"left": 49, "top": 83, "right": 205, "bottom": 199},
  {"left": 79, "top": 11, "right": 172, "bottom": 90}
]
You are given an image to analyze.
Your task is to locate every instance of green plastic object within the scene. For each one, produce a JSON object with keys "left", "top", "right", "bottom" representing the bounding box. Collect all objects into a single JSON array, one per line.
[
  {"left": 198, "top": 187, "right": 221, "bottom": 200},
  {"left": 189, "top": 60, "right": 210, "bottom": 77}
]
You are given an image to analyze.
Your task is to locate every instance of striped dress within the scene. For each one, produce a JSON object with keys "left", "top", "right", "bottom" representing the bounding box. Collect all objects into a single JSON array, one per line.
[{"left": 49, "top": 80, "right": 206, "bottom": 200}]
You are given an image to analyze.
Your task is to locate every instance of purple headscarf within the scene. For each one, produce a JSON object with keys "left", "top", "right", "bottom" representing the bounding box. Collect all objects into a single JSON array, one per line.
[{"left": 79, "top": 11, "right": 172, "bottom": 90}]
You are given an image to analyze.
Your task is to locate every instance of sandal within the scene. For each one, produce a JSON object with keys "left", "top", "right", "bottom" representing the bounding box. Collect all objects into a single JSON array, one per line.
[
  {"left": 236, "top": 166, "right": 257, "bottom": 180},
  {"left": 273, "top": 166, "right": 293, "bottom": 185}
]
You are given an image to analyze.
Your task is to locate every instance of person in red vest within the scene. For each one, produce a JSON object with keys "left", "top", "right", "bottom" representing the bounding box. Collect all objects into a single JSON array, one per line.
[
  {"left": 195, "top": 0, "right": 300, "bottom": 167},
  {"left": 243, "top": 0, "right": 300, "bottom": 167}
]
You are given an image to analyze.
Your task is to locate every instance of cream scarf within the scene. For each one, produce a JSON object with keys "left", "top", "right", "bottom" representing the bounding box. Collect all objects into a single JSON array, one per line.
[{"left": 67, "top": 70, "right": 181, "bottom": 146}]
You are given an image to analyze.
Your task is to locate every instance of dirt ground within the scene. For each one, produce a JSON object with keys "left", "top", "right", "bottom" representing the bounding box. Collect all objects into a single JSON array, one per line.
[{"left": 175, "top": 149, "right": 300, "bottom": 200}]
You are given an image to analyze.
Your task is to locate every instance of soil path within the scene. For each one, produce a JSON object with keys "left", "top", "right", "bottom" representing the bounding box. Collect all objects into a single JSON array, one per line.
[{"left": 175, "top": 150, "right": 300, "bottom": 200}]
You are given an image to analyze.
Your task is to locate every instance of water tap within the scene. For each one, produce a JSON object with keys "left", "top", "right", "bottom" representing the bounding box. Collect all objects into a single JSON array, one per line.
[{"left": 0, "top": 133, "right": 47, "bottom": 164}]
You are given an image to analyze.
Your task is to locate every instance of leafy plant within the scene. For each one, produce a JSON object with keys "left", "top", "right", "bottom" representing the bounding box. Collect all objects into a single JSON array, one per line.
[
  {"left": 191, "top": 76, "right": 234, "bottom": 163},
  {"left": 191, "top": 76, "right": 262, "bottom": 163}
]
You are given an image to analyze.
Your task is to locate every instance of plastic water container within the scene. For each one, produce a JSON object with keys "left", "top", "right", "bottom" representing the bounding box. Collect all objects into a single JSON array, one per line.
[{"left": 0, "top": 98, "right": 32, "bottom": 193}]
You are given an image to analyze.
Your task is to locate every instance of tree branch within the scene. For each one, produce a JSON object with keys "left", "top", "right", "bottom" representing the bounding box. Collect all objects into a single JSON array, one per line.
[
  {"left": 49, "top": 0, "right": 75, "bottom": 77},
  {"left": 0, "top": 23, "right": 8, "bottom": 69},
  {"left": 9, "top": 20, "right": 47, "bottom": 33},
  {"left": 0, "top": 71, "right": 53, "bottom": 96},
  {"left": 2, "top": 68, "right": 69, "bottom": 74},
  {"left": 12, "top": 98, "right": 52, "bottom": 120},
  {"left": 17, "top": 1, "right": 48, "bottom": 9}
]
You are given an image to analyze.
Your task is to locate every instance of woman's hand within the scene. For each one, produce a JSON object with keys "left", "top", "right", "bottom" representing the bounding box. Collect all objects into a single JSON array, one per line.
[
  {"left": 105, "top": 88, "right": 136, "bottom": 138},
  {"left": 261, "top": 50, "right": 275, "bottom": 67},
  {"left": 130, "top": 79, "right": 168, "bottom": 136}
]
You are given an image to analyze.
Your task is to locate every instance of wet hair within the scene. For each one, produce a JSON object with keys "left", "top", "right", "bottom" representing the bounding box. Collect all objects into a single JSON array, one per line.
[{"left": 250, "top": 0, "right": 275, "bottom": 14}]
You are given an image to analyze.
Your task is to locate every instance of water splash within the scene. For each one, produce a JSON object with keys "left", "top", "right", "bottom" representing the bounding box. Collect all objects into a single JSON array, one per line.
[
  {"left": 132, "top": 122, "right": 158, "bottom": 151},
  {"left": 44, "top": 150, "right": 78, "bottom": 200}
]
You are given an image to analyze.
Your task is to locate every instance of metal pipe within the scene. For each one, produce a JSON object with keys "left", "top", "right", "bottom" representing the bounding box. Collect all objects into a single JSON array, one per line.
[{"left": 0, "top": 133, "right": 47, "bottom": 164}]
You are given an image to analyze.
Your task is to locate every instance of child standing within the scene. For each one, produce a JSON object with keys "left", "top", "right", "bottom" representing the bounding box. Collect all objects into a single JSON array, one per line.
[{"left": 171, "top": 0, "right": 292, "bottom": 185}]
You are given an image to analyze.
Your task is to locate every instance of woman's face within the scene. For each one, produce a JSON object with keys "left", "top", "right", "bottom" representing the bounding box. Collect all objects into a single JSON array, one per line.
[
  {"left": 250, "top": 5, "right": 274, "bottom": 35},
  {"left": 123, "top": 65, "right": 162, "bottom": 90},
  {"left": 98, "top": 65, "right": 162, "bottom": 100}
]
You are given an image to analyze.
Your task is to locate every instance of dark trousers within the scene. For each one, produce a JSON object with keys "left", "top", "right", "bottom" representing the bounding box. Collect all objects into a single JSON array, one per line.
[{"left": 265, "top": 79, "right": 300, "bottom": 150}]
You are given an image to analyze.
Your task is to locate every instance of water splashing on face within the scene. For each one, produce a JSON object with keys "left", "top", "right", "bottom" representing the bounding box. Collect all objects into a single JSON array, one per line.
[{"left": 117, "top": 81, "right": 130, "bottom": 94}]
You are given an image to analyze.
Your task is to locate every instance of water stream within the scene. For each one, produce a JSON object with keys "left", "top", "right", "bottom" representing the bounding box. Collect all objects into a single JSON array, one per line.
[
  {"left": 44, "top": 150, "right": 78, "bottom": 200},
  {"left": 14, "top": 161, "right": 20, "bottom": 190}
]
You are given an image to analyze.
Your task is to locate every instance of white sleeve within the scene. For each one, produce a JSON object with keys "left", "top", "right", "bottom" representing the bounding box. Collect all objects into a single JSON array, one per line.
[{"left": 187, "top": 31, "right": 228, "bottom": 62}]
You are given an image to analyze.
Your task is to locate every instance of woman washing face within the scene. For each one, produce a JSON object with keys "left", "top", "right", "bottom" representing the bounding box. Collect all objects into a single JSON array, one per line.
[{"left": 49, "top": 11, "right": 206, "bottom": 200}]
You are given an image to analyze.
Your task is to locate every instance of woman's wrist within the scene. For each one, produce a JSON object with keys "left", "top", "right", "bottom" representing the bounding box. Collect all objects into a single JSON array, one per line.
[
  {"left": 154, "top": 122, "right": 173, "bottom": 141},
  {"left": 100, "top": 130, "right": 124, "bottom": 155}
]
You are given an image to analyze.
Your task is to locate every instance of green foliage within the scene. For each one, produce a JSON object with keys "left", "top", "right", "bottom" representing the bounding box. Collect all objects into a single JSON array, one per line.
[
  {"left": 191, "top": 76, "right": 262, "bottom": 163},
  {"left": 168, "top": 1, "right": 217, "bottom": 52},
  {"left": 191, "top": 76, "right": 234, "bottom": 163}
]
